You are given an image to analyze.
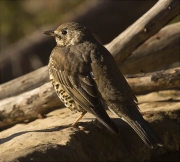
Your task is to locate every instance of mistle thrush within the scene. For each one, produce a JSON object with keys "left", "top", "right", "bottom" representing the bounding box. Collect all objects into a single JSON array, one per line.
[{"left": 43, "top": 22, "right": 163, "bottom": 149}]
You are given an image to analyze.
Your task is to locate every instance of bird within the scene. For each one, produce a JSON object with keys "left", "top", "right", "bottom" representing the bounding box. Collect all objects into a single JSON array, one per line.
[{"left": 43, "top": 22, "right": 163, "bottom": 149}]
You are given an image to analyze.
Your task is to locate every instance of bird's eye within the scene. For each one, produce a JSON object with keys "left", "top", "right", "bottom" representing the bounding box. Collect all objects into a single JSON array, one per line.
[{"left": 62, "top": 30, "right": 67, "bottom": 35}]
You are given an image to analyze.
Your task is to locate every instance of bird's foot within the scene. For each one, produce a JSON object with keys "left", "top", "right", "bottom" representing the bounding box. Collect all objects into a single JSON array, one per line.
[
  {"left": 92, "top": 118, "right": 104, "bottom": 130},
  {"left": 71, "top": 111, "right": 87, "bottom": 127},
  {"left": 78, "top": 125, "right": 85, "bottom": 131},
  {"left": 92, "top": 118, "right": 98, "bottom": 125}
]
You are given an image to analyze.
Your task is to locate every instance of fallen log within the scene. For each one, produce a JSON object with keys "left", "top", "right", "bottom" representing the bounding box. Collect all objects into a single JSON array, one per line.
[
  {"left": 120, "top": 22, "right": 180, "bottom": 74},
  {"left": 0, "top": 82, "right": 62, "bottom": 130},
  {"left": 1, "top": 21, "right": 179, "bottom": 100},
  {"left": 0, "top": 66, "right": 49, "bottom": 100},
  {"left": 126, "top": 67, "right": 180, "bottom": 94},
  {"left": 0, "top": 68, "right": 180, "bottom": 129},
  {"left": 106, "top": 0, "right": 179, "bottom": 63},
  {"left": 1, "top": 66, "right": 179, "bottom": 101}
]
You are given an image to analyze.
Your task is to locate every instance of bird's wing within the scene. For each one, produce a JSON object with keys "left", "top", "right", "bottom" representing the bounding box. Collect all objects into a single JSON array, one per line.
[
  {"left": 89, "top": 44, "right": 163, "bottom": 148},
  {"left": 49, "top": 47, "right": 119, "bottom": 134}
]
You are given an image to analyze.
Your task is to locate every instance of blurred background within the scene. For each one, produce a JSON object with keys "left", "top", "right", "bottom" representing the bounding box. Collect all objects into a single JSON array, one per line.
[{"left": 0, "top": 0, "right": 179, "bottom": 84}]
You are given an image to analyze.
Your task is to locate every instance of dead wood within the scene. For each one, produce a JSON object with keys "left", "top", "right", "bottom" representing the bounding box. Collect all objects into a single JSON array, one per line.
[
  {"left": 0, "top": 66, "right": 49, "bottom": 100},
  {"left": 0, "top": 82, "right": 62, "bottom": 130},
  {"left": 0, "top": 0, "right": 179, "bottom": 131},
  {"left": 120, "top": 22, "right": 180, "bottom": 74},
  {"left": 0, "top": 21, "right": 179, "bottom": 100},
  {"left": 105, "top": 0, "right": 179, "bottom": 63},
  {"left": 0, "top": 0, "right": 179, "bottom": 84},
  {"left": 126, "top": 67, "right": 180, "bottom": 94},
  {"left": 0, "top": 67, "right": 179, "bottom": 129},
  {"left": 0, "top": 66, "right": 179, "bottom": 101}
]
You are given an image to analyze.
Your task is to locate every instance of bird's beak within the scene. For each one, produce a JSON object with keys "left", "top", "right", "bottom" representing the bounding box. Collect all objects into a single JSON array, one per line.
[{"left": 43, "top": 30, "right": 56, "bottom": 37}]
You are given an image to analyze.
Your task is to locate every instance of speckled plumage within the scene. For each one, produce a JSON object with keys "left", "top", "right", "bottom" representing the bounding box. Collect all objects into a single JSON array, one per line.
[{"left": 44, "top": 22, "right": 163, "bottom": 149}]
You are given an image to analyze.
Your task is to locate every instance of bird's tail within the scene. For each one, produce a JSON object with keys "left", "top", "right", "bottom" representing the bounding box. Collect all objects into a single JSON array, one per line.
[
  {"left": 110, "top": 104, "right": 163, "bottom": 149},
  {"left": 92, "top": 104, "right": 120, "bottom": 135}
]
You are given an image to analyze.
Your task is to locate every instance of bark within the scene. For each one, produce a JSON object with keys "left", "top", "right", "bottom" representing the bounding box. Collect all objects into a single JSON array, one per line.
[
  {"left": 0, "top": 1, "right": 155, "bottom": 65},
  {"left": 0, "top": 82, "right": 62, "bottom": 130},
  {"left": 0, "top": 66, "right": 49, "bottom": 100},
  {"left": 105, "top": 0, "right": 180, "bottom": 63},
  {"left": 0, "top": 0, "right": 179, "bottom": 131},
  {"left": 0, "top": 1, "right": 179, "bottom": 84},
  {"left": 0, "top": 68, "right": 179, "bottom": 129},
  {"left": 126, "top": 67, "right": 180, "bottom": 94},
  {"left": 120, "top": 22, "right": 180, "bottom": 74},
  {"left": 0, "top": 21, "right": 179, "bottom": 100},
  {"left": 0, "top": 65, "right": 179, "bottom": 101}
]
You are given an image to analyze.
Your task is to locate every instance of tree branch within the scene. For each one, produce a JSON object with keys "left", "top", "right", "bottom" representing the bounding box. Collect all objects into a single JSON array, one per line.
[
  {"left": 0, "top": 66, "right": 49, "bottom": 100},
  {"left": 0, "top": 0, "right": 179, "bottom": 99},
  {"left": 0, "top": 65, "right": 179, "bottom": 101},
  {"left": 120, "top": 22, "right": 180, "bottom": 74},
  {"left": 126, "top": 67, "right": 180, "bottom": 94},
  {"left": 105, "top": 0, "right": 179, "bottom": 63},
  {"left": 0, "top": 1, "right": 179, "bottom": 129},
  {"left": 1, "top": 68, "right": 179, "bottom": 129},
  {"left": 0, "top": 82, "right": 62, "bottom": 130},
  {"left": 0, "top": 21, "right": 179, "bottom": 100}
]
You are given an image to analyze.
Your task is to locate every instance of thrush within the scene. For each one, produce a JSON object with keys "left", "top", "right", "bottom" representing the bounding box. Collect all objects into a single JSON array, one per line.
[{"left": 43, "top": 22, "right": 163, "bottom": 149}]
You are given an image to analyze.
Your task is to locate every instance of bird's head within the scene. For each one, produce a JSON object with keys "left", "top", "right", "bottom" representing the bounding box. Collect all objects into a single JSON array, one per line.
[{"left": 43, "top": 22, "right": 94, "bottom": 47}]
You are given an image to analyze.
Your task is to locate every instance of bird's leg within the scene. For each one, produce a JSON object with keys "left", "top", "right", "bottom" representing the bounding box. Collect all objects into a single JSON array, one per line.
[
  {"left": 92, "top": 118, "right": 102, "bottom": 129},
  {"left": 72, "top": 111, "right": 87, "bottom": 127},
  {"left": 92, "top": 118, "right": 98, "bottom": 124}
]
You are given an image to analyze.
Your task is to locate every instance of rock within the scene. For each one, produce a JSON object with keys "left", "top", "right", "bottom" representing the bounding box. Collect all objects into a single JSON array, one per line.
[
  {"left": 0, "top": 98, "right": 179, "bottom": 162},
  {"left": 0, "top": 91, "right": 179, "bottom": 161}
]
